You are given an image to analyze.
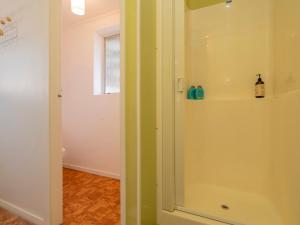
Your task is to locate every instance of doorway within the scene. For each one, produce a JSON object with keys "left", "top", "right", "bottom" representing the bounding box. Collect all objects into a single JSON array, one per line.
[{"left": 60, "top": 0, "right": 124, "bottom": 224}]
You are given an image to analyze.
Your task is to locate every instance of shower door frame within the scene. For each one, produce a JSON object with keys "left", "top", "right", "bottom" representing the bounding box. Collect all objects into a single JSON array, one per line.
[
  {"left": 157, "top": 0, "right": 185, "bottom": 213},
  {"left": 157, "top": 0, "right": 216, "bottom": 224}
]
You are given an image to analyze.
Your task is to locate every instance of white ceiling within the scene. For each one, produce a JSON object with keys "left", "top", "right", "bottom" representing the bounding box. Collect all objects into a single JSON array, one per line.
[{"left": 62, "top": 0, "right": 120, "bottom": 26}]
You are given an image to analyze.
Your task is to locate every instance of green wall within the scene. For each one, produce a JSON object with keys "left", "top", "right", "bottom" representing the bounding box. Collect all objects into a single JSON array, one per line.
[
  {"left": 140, "top": 0, "right": 157, "bottom": 225},
  {"left": 125, "top": 0, "right": 138, "bottom": 224},
  {"left": 125, "top": 0, "right": 157, "bottom": 225},
  {"left": 186, "top": 0, "right": 224, "bottom": 10}
]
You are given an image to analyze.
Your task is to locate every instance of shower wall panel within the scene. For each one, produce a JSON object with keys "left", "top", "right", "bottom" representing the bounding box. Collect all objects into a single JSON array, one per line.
[
  {"left": 184, "top": 0, "right": 274, "bottom": 198},
  {"left": 271, "top": 0, "right": 300, "bottom": 224},
  {"left": 184, "top": 100, "right": 272, "bottom": 196},
  {"left": 186, "top": 0, "right": 273, "bottom": 100}
]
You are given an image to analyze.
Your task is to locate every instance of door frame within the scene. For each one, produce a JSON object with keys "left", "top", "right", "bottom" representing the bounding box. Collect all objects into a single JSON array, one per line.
[{"left": 49, "top": 0, "right": 128, "bottom": 224}]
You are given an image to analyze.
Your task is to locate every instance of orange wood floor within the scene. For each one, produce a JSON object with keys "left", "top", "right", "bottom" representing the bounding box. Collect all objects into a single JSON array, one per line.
[
  {"left": 63, "top": 168, "right": 120, "bottom": 225},
  {"left": 0, "top": 208, "right": 33, "bottom": 225},
  {"left": 0, "top": 168, "right": 120, "bottom": 225}
]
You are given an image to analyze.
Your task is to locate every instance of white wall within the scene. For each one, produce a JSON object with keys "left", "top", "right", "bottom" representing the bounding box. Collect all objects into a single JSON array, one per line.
[
  {"left": 62, "top": 11, "right": 121, "bottom": 179},
  {"left": 186, "top": 0, "right": 273, "bottom": 100},
  {"left": 270, "top": 0, "right": 300, "bottom": 224},
  {"left": 184, "top": 99, "right": 272, "bottom": 195},
  {"left": 0, "top": 0, "right": 50, "bottom": 224},
  {"left": 271, "top": 91, "right": 300, "bottom": 225},
  {"left": 184, "top": 0, "right": 273, "bottom": 195}
]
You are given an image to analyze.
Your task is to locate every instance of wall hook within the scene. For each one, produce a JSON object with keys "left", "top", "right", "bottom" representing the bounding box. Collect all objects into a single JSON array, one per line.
[{"left": 0, "top": 16, "right": 17, "bottom": 45}]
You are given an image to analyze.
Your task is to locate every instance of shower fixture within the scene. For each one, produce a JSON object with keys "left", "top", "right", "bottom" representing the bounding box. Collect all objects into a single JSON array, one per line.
[{"left": 226, "top": 0, "right": 233, "bottom": 8}]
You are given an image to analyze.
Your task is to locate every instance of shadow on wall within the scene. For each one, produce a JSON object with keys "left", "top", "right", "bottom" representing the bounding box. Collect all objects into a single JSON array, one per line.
[{"left": 186, "top": 0, "right": 224, "bottom": 10}]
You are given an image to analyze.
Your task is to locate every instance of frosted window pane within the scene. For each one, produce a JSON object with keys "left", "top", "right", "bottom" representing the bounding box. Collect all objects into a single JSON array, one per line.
[{"left": 105, "top": 35, "right": 120, "bottom": 94}]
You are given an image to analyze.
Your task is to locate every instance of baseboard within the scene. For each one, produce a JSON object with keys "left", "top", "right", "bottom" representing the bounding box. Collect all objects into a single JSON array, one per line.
[
  {"left": 63, "top": 163, "right": 120, "bottom": 180},
  {"left": 0, "top": 199, "right": 45, "bottom": 225}
]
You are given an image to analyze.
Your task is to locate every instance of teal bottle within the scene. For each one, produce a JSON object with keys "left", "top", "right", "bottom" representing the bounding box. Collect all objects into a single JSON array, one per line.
[
  {"left": 194, "top": 86, "right": 205, "bottom": 100},
  {"left": 187, "top": 86, "right": 196, "bottom": 100}
]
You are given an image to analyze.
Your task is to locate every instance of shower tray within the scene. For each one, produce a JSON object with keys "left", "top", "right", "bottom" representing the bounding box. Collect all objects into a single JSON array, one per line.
[{"left": 182, "top": 183, "right": 284, "bottom": 225}]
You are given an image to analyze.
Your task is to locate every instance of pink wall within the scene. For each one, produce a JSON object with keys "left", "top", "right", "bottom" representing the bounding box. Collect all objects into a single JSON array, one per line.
[{"left": 62, "top": 11, "right": 121, "bottom": 179}]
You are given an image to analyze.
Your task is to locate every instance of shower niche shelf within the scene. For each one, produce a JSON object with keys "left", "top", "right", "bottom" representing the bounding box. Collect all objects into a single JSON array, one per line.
[{"left": 185, "top": 97, "right": 271, "bottom": 102}]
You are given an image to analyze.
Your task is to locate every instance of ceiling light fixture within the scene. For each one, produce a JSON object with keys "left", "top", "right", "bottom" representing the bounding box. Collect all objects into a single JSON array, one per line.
[{"left": 71, "top": 0, "right": 85, "bottom": 16}]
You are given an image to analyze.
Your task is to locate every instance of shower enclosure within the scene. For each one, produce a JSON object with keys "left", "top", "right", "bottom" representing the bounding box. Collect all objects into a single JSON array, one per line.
[{"left": 158, "top": 0, "right": 300, "bottom": 225}]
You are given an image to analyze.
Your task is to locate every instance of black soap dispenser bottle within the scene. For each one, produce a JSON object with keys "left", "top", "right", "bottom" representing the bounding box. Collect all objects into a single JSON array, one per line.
[{"left": 255, "top": 74, "right": 265, "bottom": 98}]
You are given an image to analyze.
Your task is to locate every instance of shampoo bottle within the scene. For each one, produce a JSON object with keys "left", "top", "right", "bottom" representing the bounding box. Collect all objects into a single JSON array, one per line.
[
  {"left": 255, "top": 74, "right": 265, "bottom": 98},
  {"left": 187, "top": 86, "right": 196, "bottom": 100},
  {"left": 194, "top": 86, "right": 205, "bottom": 100}
]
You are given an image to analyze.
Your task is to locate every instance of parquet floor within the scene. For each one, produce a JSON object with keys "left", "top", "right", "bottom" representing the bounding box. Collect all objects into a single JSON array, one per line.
[
  {"left": 0, "top": 168, "right": 120, "bottom": 225},
  {"left": 63, "top": 168, "right": 120, "bottom": 225},
  {"left": 0, "top": 208, "right": 33, "bottom": 225}
]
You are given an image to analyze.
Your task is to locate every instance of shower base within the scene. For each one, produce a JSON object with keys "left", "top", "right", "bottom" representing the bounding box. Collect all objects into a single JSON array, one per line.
[{"left": 183, "top": 184, "right": 284, "bottom": 225}]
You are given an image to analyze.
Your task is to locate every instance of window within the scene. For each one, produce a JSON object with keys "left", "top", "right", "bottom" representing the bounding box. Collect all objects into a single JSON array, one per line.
[
  {"left": 93, "top": 31, "right": 120, "bottom": 96},
  {"left": 104, "top": 35, "right": 120, "bottom": 94}
]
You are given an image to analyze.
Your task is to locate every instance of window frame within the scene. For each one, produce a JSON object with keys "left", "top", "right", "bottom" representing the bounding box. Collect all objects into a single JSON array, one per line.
[{"left": 103, "top": 34, "right": 121, "bottom": 94}]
